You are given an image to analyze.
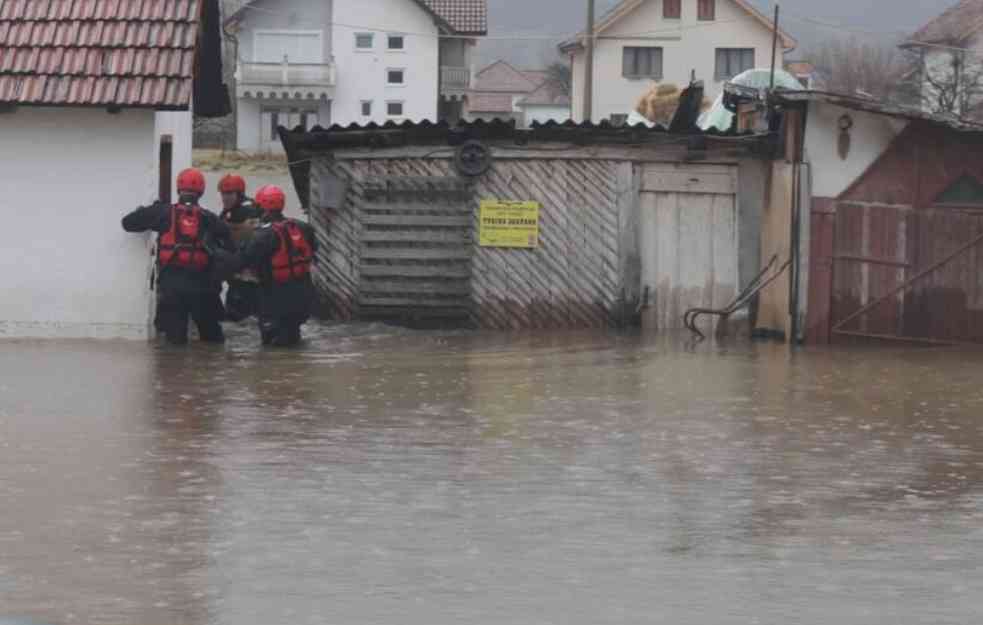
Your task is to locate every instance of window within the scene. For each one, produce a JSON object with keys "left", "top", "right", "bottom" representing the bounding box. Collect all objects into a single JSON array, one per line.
[
  {"left": 388, "top": 35, "right": 405, "bottom": 50},
  {"left": 355, "top": 33, "right": 374, "bottom": 50},
  {"left": 622, "top": 47, "right": 663, "bottom": 79},
  {"left": 663, "top": 0, "right": 680, "bottom": 19},
  {"left": 715, "top": 48, "right": 755, "bottom": 80},
  {"left": 387, "top": 69, "right": 405, "bottom": 85},
  {"left": 698, "top": 0, "right": 715, "bottom": 21},
  {"left": 361, "top": 101, "right": 373, "bottom": 116},
  {"left": 387, "top": 101, "right": 404, "bottom": 117}
]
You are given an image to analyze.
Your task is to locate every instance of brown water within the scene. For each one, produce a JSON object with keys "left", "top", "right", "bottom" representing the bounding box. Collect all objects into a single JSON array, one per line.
[{"left": 2, "top": 325, "right": 982, "bottom": 625}]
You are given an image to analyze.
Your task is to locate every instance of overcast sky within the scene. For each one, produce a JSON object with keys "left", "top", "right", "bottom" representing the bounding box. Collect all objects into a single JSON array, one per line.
[{"left": 478, "top": 0, "right": 960, "bottom": 67}]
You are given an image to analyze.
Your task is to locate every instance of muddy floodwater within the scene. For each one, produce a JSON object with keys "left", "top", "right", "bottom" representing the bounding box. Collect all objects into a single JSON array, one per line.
[{"left": 2, "top": 325, "right": 983, "bottom": 625}]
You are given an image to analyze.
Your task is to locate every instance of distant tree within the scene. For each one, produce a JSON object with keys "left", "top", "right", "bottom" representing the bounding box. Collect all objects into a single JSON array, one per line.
[
  {"left": 545, "top": 61, "right": 572, "bottom": 96},
  {"left": 808, "top": 37, "right": 906, "bottom": 101},
  {"left": 906, "top": 48, "right": 983, "bottom": 118}
]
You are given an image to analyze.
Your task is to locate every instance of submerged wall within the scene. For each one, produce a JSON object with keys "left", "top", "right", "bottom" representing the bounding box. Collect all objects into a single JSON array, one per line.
[{"left": 304, "top": 142, "right": 770, "bottom": 333}]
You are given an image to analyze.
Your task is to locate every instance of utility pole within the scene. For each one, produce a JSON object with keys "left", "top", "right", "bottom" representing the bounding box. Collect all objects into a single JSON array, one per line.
[
  {"left": 583, "top": 0, "right": 595, "bottom": 123},
  {"left": 769, "top": 4, "right": 780, "bottom": 90}
]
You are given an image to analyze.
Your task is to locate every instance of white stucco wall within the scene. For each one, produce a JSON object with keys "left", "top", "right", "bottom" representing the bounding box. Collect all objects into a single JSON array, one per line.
[
  {"left": 804, "top": 102, "right": 908, "bottom": 198},
  {"left": 236, "top": 0, "right": 333, "bottom": 65},
  {"left": 571, "top": 0, "right": 784, "bottom": 122},
  {"left": 332, "top": 0, "right": 439, "bottom": 125},
  {"left": 522, "top": 104, "right": 572, "bottom": 126},
  {"left": 0, "top": 107, "right": 157, "bottom": 339}
]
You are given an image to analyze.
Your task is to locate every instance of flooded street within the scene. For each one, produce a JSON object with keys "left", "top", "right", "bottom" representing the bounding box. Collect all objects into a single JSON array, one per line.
[{"left": 2, "top": 326, "right": 983, "bottom": 625}]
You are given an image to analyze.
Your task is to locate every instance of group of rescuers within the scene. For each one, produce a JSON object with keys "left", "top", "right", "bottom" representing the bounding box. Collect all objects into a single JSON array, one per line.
[{"left": 121, "top": 167, "right": 317, "bottom": 347}]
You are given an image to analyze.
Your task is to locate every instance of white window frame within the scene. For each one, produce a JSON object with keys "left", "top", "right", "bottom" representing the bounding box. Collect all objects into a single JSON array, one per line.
[
  {"left": 252, "top": 29, "right": 324, "bottom": 63},
  {"left": 361, "top": 100, "right": 373, "bottom": 117},
  {"left": 387, "top": 33, "right": 406, "bottom": 51},
  {"left": 386, "top": 68, "right": 407, "bottom": 86},
  {"left": 355, "top": 32, "right": 375, "bottom": 51},
  {"left": 386, "top": 101, "right": 405, "bottom": 117}
]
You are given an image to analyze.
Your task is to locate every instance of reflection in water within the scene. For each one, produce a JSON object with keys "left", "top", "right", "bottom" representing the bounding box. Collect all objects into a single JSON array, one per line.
[{"left": 1, "top": 326, "right": 983, "bottom": 624}]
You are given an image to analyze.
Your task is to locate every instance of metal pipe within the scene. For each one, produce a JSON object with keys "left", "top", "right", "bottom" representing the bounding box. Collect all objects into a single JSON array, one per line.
[{"left": 583, "top": 0, "right": 595, "bottom": 123}]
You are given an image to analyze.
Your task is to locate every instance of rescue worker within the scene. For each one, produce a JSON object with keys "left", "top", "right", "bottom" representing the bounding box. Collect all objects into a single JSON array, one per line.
[
  {"left": 122, "top": 168, "right": 232, "bottom": 345},
  {"left": 233, "top": 185, "right": 317, "bottom": 347},
  {"left": 217, "top": 173, "right": 263, "bottom": 322}
]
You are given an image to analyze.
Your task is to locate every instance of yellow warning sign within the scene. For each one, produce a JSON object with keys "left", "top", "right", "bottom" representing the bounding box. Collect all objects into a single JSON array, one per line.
[{"left": 479, "top": 200, "right": 540, "bottom": 248}]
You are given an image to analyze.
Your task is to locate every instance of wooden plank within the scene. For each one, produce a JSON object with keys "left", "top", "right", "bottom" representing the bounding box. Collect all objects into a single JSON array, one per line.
[
  {"left": 710, "top": 193, "right": 739, "bottom": 312},
  {"left": 359, "top": 296, "right": 470, "bottom": 308},
  {"left": 360, "top": 246, "right": 472, "bottom": 260},
  {"left": 362, "top": 230, "right": 471, "bottom": 243},
  {"left": 362, "top": 201, "right": 472, "bottom": 214},
  {"left": 833, "top": 254, "right": 910, "bottom": 268},
  {"left": 617, "top": 161, "right": 642, "bottom": 324},
  {"left": 362, "top": 280, "right": 471, "bottom": 296},
  {"left": 641, "top": 170, "right": 736, "bottom": 195},
  {"left": 361, "top": 214, "right": 472, "bottom": 227},
  {"left": 360, "top": 264, "right": 471, "bottom": 279}
]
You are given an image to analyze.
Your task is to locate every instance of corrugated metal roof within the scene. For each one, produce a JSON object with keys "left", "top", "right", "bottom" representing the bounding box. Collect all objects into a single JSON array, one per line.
[
  {"left": 905, "top": 0, "right": 983, "bottom": 46},
  {"left": 0, "top": 0, "right": 205, "bottom": 108}
]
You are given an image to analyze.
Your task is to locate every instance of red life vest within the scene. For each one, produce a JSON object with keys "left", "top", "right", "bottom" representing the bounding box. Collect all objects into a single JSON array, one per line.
[
  {"left": 271, "top": 220, "right": 313, "bottom": 284},
  {"left": 158, "top": 204, "right": 209, "bottom": 271}
]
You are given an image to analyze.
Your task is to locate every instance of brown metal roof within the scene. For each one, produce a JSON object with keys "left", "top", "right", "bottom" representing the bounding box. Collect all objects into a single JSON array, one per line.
[
  {"left": 0, "top": 0, "right": 205, "bottom": 108},
  {"left": 905, "top": 0, "right": 983, "bottom": 46}
]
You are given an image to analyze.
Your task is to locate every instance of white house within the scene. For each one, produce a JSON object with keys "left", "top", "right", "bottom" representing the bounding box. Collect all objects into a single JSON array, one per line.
[
  {"left": 0, "top": 0, "right": 227, "bottom": 340},
  {"left": 226, "top": 0, "right": 487, "bottom": 153},
  {"left": 560, "top": 0, "right": 795, "bottom": 123},
  {"left": 467, "top": 60, "right": 571, "bottom": 127},
  {"left": 900, "top": 0, "right": 983, "bottom": 117}
]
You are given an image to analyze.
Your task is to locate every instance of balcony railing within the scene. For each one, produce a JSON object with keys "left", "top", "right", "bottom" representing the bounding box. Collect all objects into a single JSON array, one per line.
[
  {"left": 440, "top": 66, "right": 471, "bottom": 91},
  {"left": 239, "top": 58, "right": 337, "bottom": 88}
]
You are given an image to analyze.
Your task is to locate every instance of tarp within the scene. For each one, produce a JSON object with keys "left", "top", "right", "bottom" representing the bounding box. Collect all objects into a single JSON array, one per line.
[{"left": 698, "top": 68, "right": 803, "bottom": 132}]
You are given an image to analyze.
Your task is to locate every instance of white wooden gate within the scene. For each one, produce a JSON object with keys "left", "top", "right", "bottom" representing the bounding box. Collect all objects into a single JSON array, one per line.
[{"left": 638, "top": 163, "right": 739, "bottom": 331}]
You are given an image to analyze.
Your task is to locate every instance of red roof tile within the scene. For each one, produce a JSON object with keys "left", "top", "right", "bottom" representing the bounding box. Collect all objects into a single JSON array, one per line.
[
  {"left": 417, "top": 0, "right": 487, "bottom": 35},
  {"left": 0, "top": 0, "right": 204, "bottom": 108}
]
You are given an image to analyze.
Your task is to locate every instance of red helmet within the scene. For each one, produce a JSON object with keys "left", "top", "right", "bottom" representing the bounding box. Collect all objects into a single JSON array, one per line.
[
  {"left": 256, "top": 185, "right": 286, "bottom": 212},
  {"left": 176, "top": 168, "right": 206, "bottom": 195},
  {"left": 218, "top": 173, "right": 246, "bottom": 194}
]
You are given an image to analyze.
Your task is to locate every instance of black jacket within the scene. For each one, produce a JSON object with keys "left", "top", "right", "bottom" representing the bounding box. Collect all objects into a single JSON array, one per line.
[
  {"left": 221, "top": 198, "right": 262, "bottom": 225},
  {"left": 122, "top": 201, "right": 233, "bottom": 294},
  {"left": 237, "top": 216, "right": 319, "bottom": 318}
]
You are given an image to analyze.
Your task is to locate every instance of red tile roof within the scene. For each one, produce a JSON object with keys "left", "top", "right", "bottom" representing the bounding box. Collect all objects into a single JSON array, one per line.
[
  {"left": 227, "top": 0, "right": 487, "bottom": 36},
  {"left": 418, "top": 0, "right": 487, "bottom": 35},
  {"left": 0, "top": 0, "right": 205, "bottom": 108},
  {"left": 906, "top": 0, "right": 983, "bottom": 46}
]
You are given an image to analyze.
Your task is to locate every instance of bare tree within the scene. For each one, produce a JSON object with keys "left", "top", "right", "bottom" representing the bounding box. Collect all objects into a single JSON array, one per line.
[
  {"left": 545, "top": 61, "right": 572, "bottom": 96},
  {"left": 807, "top": 37, "right": 906, "bottom": 101},
  {"left": 908, "top": 48, "right": 983, "bottom": 118}
]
